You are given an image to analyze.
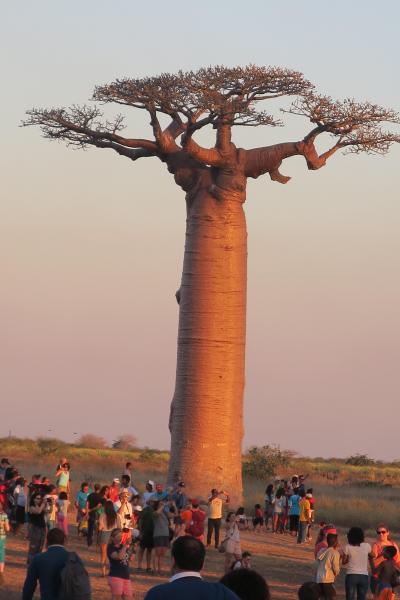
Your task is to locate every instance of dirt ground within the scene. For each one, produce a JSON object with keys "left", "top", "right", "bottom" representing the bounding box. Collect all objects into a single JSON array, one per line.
[{"left": 1, "top": 525, "right": 328, "bottom": 600}]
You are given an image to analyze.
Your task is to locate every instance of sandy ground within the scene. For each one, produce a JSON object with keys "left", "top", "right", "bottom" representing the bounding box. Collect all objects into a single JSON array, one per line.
[{"left": 1, "top": 526, "right": 338, "bottom": 600}]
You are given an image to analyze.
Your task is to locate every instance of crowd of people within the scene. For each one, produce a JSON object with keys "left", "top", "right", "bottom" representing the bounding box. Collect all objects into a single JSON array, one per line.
[{"left": 0, "top": 457, "right": 400, "bottom": 600}]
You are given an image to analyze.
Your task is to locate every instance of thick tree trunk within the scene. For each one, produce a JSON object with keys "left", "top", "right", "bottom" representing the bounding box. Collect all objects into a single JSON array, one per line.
[{"left": 168, "top": 183, "right": 247, "bottom": 506}]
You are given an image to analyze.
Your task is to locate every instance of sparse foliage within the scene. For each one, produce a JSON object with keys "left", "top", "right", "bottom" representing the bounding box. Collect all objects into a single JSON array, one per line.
[
  {"left": 345, "top": 453, "right": 376, "bottom": 466},
  {"left": 244, "top": 445, "right": 295, "bottom": 480},
  {"left": 112, "top": 434, "right": 137, "bottom": 451},
  {"left": 36, "top": 437, "right": 67, "bottom": 456},
  {"left": 77, "top": 433, "right": 107, "bottom": 449}
]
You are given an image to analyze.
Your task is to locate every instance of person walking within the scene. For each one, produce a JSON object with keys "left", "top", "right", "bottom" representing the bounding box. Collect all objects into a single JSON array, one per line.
[
  {"left": 342, "top": 527, "right": 372, "bottom": 600},
  {"left": 98, "top": 500, "right": 117, "bottom": 577},
  {"left": 0, "top": 500, "right": 10, "bottom": 586},
  {"left": 144, "top": 536, "right": 240, "bottom": 600},
  {"left": 315, "top": 533, "right": 341, "bottom": 599},
  {"left": 207, "top": 488, "right": 229, "bottom": 549},
  {"left": 22, "top": 528, "right": 86, "bottom": 600},
  {"left": 27, "top": 492, "right": 47, "bottom": 564}
]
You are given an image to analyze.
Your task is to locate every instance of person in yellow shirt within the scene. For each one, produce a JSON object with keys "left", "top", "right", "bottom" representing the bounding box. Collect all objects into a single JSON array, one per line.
[
  {"left": 297, "top": 490, "right": 311, "bottom": 544},
  {"left": 206, "top": 488, "right": 229, "bottom": 549}
]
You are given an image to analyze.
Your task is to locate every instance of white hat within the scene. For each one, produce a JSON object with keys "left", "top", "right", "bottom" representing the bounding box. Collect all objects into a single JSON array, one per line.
[
  {"left": 133, "top": 505, "right": 143, "bottom": 511},
  {"left": 147, "top": 480, "right": 154, "bottom": 487},
  {"left": 113, "top": 478, "right": 120, "bottom": 484}
]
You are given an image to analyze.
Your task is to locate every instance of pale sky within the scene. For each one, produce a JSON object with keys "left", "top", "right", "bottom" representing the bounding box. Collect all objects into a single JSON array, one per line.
[{"left": 1, "top": 1, "right": 399, "bottom": 459}]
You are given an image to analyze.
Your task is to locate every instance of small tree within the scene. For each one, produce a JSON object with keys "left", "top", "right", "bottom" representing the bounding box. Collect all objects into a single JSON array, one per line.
[
  {"left": 36, "top": 437, "right": 67, "bottom": 456},
  {"left": 112, "top": 434, "right": 137, "bottom": 451},
  {"left": 345, "top": 453, "right": 375, "bottom": 466},
  {"left": 243, "top": 445, "right": 294, "bottom": 480},
  {"left": 77, "top": 433, "right": 107, "bottom": 449}
]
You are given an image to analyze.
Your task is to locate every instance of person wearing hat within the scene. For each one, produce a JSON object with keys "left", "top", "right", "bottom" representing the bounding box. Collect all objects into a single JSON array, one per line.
[
  {"left": 115, "top": 490, "right": 134, "bottom": 531},
  {"left": 109, "top": 478, "right": 120, "bottom": 503}
]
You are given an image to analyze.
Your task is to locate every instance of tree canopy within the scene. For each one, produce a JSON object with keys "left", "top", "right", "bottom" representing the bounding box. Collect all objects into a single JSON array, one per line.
[{"left": 23, "top": 64, "right": 399, "bottom": 186}]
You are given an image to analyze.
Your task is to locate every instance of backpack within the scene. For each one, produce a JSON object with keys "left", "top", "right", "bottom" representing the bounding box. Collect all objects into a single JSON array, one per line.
[
  {"left": 58, "top": 552, "right": 91, "bottom": 600},
  {"left": 186, "top": 509, "right": 205, "bottom": 537}
]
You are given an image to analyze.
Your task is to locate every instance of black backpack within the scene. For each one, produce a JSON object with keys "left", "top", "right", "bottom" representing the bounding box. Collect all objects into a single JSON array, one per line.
[{"left": 58, "top": 552, "right": 91, "bottom": 600}]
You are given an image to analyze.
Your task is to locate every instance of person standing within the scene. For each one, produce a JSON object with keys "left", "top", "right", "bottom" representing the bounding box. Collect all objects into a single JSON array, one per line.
[
  {"left": 55, "top": 462, "right": 70, "bottom": 497},
  {"left": 22, "top": 528, "right": 85, "bottom": 600},
  {"left": 86, "top": 484, "right": 102, "bottom": 547},
  {"left": 44, "top": 485, "right": 58, "bottom": 531},
  {"left": 264, "top": 484, "right": 275, "bottom": 531},
  {"left": 207, "top": 488, "right": 229, "bottom": 549},
  {"left": 27, "top": 492, "right": 47, "bottom": 564},
  {"left": 107, "top": 528, "right": 134, "bottom": 600},
  {"left": 137, "top": 501, "right": 155, "bottom": 572},
  {"left": 75, "top": 482, "right": 90, "bottom": 537},
  {"left": 289, "top": 490, "right": 301, "bottom": 537},
  {"left": 315, "top": 533, "right": 341, "bottom": 599},
  {"left": 13, "top": 477, "right": 27, "bottom": 535},
  {"left": 56, "top": 491, "right": 69, "bottom": 538},
  {"left": 342, "top": 527, "right": 372, "bottom": 600},
  {"left": 297, "top": 490, "right": 311, "bottom": 544},
  {"left": 0, "top": 500, "right": 10, "bottom": 585},
  {"left": 142, "top": 481, "right": 155, "bottom": 506},
  {"left": 98, "top": 500, "right": 117, "bottom": 576},
  {"left": 185, "top": 500, "right": 206, "bottom": 541},
  {"left": 152, "top": 500, "right": 170, "bottom": 576},
  {"left": 223, "top": 512, "right": 242, "bottom": 574},
  {"left": 370, "top": 523, "right": 400, "bottom": 594},
  {"left": 144, "top": 536, "right": 240, "bottom": 600},
  {"left": 109, "top": 479, "right": 120, "bottom": 503}
]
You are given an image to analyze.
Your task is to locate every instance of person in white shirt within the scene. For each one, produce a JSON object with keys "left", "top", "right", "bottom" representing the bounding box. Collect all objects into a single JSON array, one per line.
[{"left": 342, "top": 527, "right": 372, "bottom": 600}]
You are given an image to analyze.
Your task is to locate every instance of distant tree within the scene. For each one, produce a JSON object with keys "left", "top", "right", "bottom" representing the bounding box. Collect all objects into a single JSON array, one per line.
[
  {"left": 36, "top": 437, "right": 67, "bottom": 456},
  {"left": 243, "top": 444, "right": 294, "bottom": 480},
  {"left": 23, "top": 65, "right": 400, "bottom": 503},
  {"left": 112, "top": 434, "right": 137, "bottom": 450},
  {"left": 345, "top": 453, "right": 375, "bottom": 466},
  {"left": 77, "top": 433, "right": 107, "bottom": 449}
]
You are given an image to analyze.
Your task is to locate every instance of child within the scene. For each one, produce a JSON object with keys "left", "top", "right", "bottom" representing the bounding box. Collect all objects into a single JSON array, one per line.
[
  {"left": 253, "top": 504, "right": 264, "bottom": 533},
  {"left": 56, "top": 491, "right": 70, "bottom": 537},
  {"left": 374, "top": 546, "right": 399, "bottom": 600},
  {"left": 236, "top": 507, "right": 249, "bottom": 531},
  {"left": 0, "top": 501, "right": 10, "bottom": 584},
  {"left": 315, "top": 533, "right": 340, "bottom": 599},
  {"left": 232, "top": 550, "right": 252, "bottom": 570}
]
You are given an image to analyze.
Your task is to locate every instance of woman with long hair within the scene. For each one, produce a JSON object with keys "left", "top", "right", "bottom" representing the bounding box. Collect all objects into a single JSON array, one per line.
[
  {"left": 27, "top": 492, "right": 47, "bottom": 564},
  {"left": 370, "top": 523, "right": 400, "bottom": 594},
  {"left": 99, "top": 500, "right": 118, "bottom": 576},
  {"left": 224, "top": 511, "right": 242, "bottom": 574}
]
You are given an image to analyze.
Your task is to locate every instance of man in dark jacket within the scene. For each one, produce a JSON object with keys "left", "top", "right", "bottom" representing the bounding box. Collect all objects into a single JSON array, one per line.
[
  {"left": 144, "top": 535, "right": 239, "bottom": 600},
  {"left": 22, "top": 528, "right": 71, "bottom": 600}
]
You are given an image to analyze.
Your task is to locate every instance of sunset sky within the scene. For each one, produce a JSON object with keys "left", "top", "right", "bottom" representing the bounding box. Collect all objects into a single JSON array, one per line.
[{"left": 1, "top": 1, "right": 399, "bottom": 459}]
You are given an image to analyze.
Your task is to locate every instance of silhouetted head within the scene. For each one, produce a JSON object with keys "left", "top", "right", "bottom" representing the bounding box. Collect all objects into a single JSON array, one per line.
[
  {"left": 298, "top": 582, "right": 321, "bottom": 600},
  {"left": 172, "top": 536, "right": 205, "bottom": 572},
  {"left": 220, "top": 569, "right": 270, "bottom": 600}
]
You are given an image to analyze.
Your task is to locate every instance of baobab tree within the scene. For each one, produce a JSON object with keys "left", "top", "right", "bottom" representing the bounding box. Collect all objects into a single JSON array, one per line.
[{"left": 24, "top": 66, "right": 399, "bottom": 503}]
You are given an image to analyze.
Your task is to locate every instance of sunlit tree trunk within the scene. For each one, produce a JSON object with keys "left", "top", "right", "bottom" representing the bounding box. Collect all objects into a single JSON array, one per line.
[{"left": 168, "top": 179, "right": 247, "bottom": 505}]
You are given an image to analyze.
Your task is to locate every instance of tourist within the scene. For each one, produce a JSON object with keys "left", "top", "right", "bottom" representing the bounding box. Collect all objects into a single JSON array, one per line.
[
  {"left": 370, "top": 523, "right": 400, "bottom": 594},
  {"left": 289, "top": 489, "right": 301, "bottom": 536},
  {"left": 0, "top": 460, "right": 10, "bottom": 482},
  {"left": 207, "top": 488, "right": 230, "bottom": 549},
  {"left": 137, "top": 501, "right": 155, "bottom": 572},
  {"left": 98, "top": 499, "right": 118, "bottom": 576},
  {"left": 86, "top": 483, "right": 102, "bottom": 547},
  {"left": 27, "top": 492, "right": 47, "bottom": 563},
  {"left": 142, "top": 481, "right": 155, "bottom": 506},
  {"left": 122, "top": 462, "right": 133, "bottom": 480},
  {"left": 43, "top": 485, "right": 58, "bottom": 531},
  {"left": 107, "top": 528, "right": 133, "bottom": 599},
  {"left": 298, "top": 581, "right": 321, "bottom": 600},
  {"left": 171, "top": 481, "right": 187, "bottom": 534},
  {"left": 0, "top": 500, "right": 10, "bottom": 585},
  {"left": 13, "top": 477, "right": 27, "bottom": 534},
  {"left": 373, "top": 545, "right": 398, "bottom": 598},
  {"left": 224, "top": 511, "right": 242, "bottom": 573},
  {"left": 22, "top": 528, "right": 84, "bottom": 600},
  {"left": 236, "top": 507, "right": 249, "bottom": 531},
  {"left": 152, "top": 500, "right": 170, "bottom": 575},
  {"left": 297, "top": 489, "right": 311, "bottom": 544},
  {"left": 315, "top": 533, "right": 341, "bottom": 599},
  {"left": 56, "top": 491, "right": 69, "bottom": 538},
  {"left": 185, "top": 499, "right": 206, "bottom": 541},
  {"left": 315, "top": 524, "right": 337, "bottom": 558},
  {"left": 220, "top": 568, "right": 270, "bottom": 600},
  {"left": 144, "top": 535, "right": 240, "bottom": 599},
  {"left": 55, "top": 462, "right": 70, "bottom": 497},
  {"left": 75, "top": 482, "right": 90, "bottom": 537},
  {"left": 109, "top": 479, "right": 120, "bottom": 503},
  {"left": 342, "top": 526, "right": 372, "bottom": 600},
  {"left": 253, "top": 504, "right": 264, "bottom": 533},
  {"left": 264, "top": 484, "right": 275, "bottom": 531},
  {"left": 306, "top": 489, "right": 315, "bottom": 541},
  {"left": 115, "top": 490, "right": 134, "bottom": 534},
  {"left": 151, "top": 482, "right": 169, "bottom": 502}
]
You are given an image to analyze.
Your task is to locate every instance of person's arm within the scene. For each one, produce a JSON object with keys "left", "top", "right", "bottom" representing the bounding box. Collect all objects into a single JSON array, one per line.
[
  {"left": 22, "top": 559, "right": 39, "bottom": 600},
  {"left": 4, "top": 517, "right": 10, "bottom": 534},
  {"left": 332, "top": 551, "right": 341, "bottom": 576}
]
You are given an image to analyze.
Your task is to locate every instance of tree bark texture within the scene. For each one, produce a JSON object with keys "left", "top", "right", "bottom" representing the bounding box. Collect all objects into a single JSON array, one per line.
[{"left": 168, "top": 179, "right": 247, "bottom": 505}]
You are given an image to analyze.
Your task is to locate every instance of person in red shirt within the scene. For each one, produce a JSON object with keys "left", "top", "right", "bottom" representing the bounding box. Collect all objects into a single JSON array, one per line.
[{"left": 109, "top": 479, "right": 120, "bottom": 503}]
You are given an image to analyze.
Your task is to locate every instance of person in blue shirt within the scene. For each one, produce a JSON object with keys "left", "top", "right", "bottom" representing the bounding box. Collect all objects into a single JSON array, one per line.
[
  {"left": 144, "top": 535, "right": 240, "bottom": 600},
  {"left": 288, "top": 491, "right": 301, "bottom": 537}
]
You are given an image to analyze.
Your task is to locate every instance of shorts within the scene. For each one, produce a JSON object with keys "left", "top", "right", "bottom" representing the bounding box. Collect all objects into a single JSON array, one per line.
[
  {"left": 140, "top": 534, "right": 154, "bottom": 550},
  {"left": 16, "top": 506, "right": 26, "bottom": 524},
  {"left": 108, "top": 576, "right": 132, "bottom": 598},
  {"left": 253, "top": 517, "right": 264, "bottom": 527},
  {"left": 290, "top": 515, "right": 299, "bottom": 532},
  {"left": 99, "top": 530, "right": 112, "bottom": 545},
  {"left": 153, "top": 536, "right": 170, "bottom": 548}
]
